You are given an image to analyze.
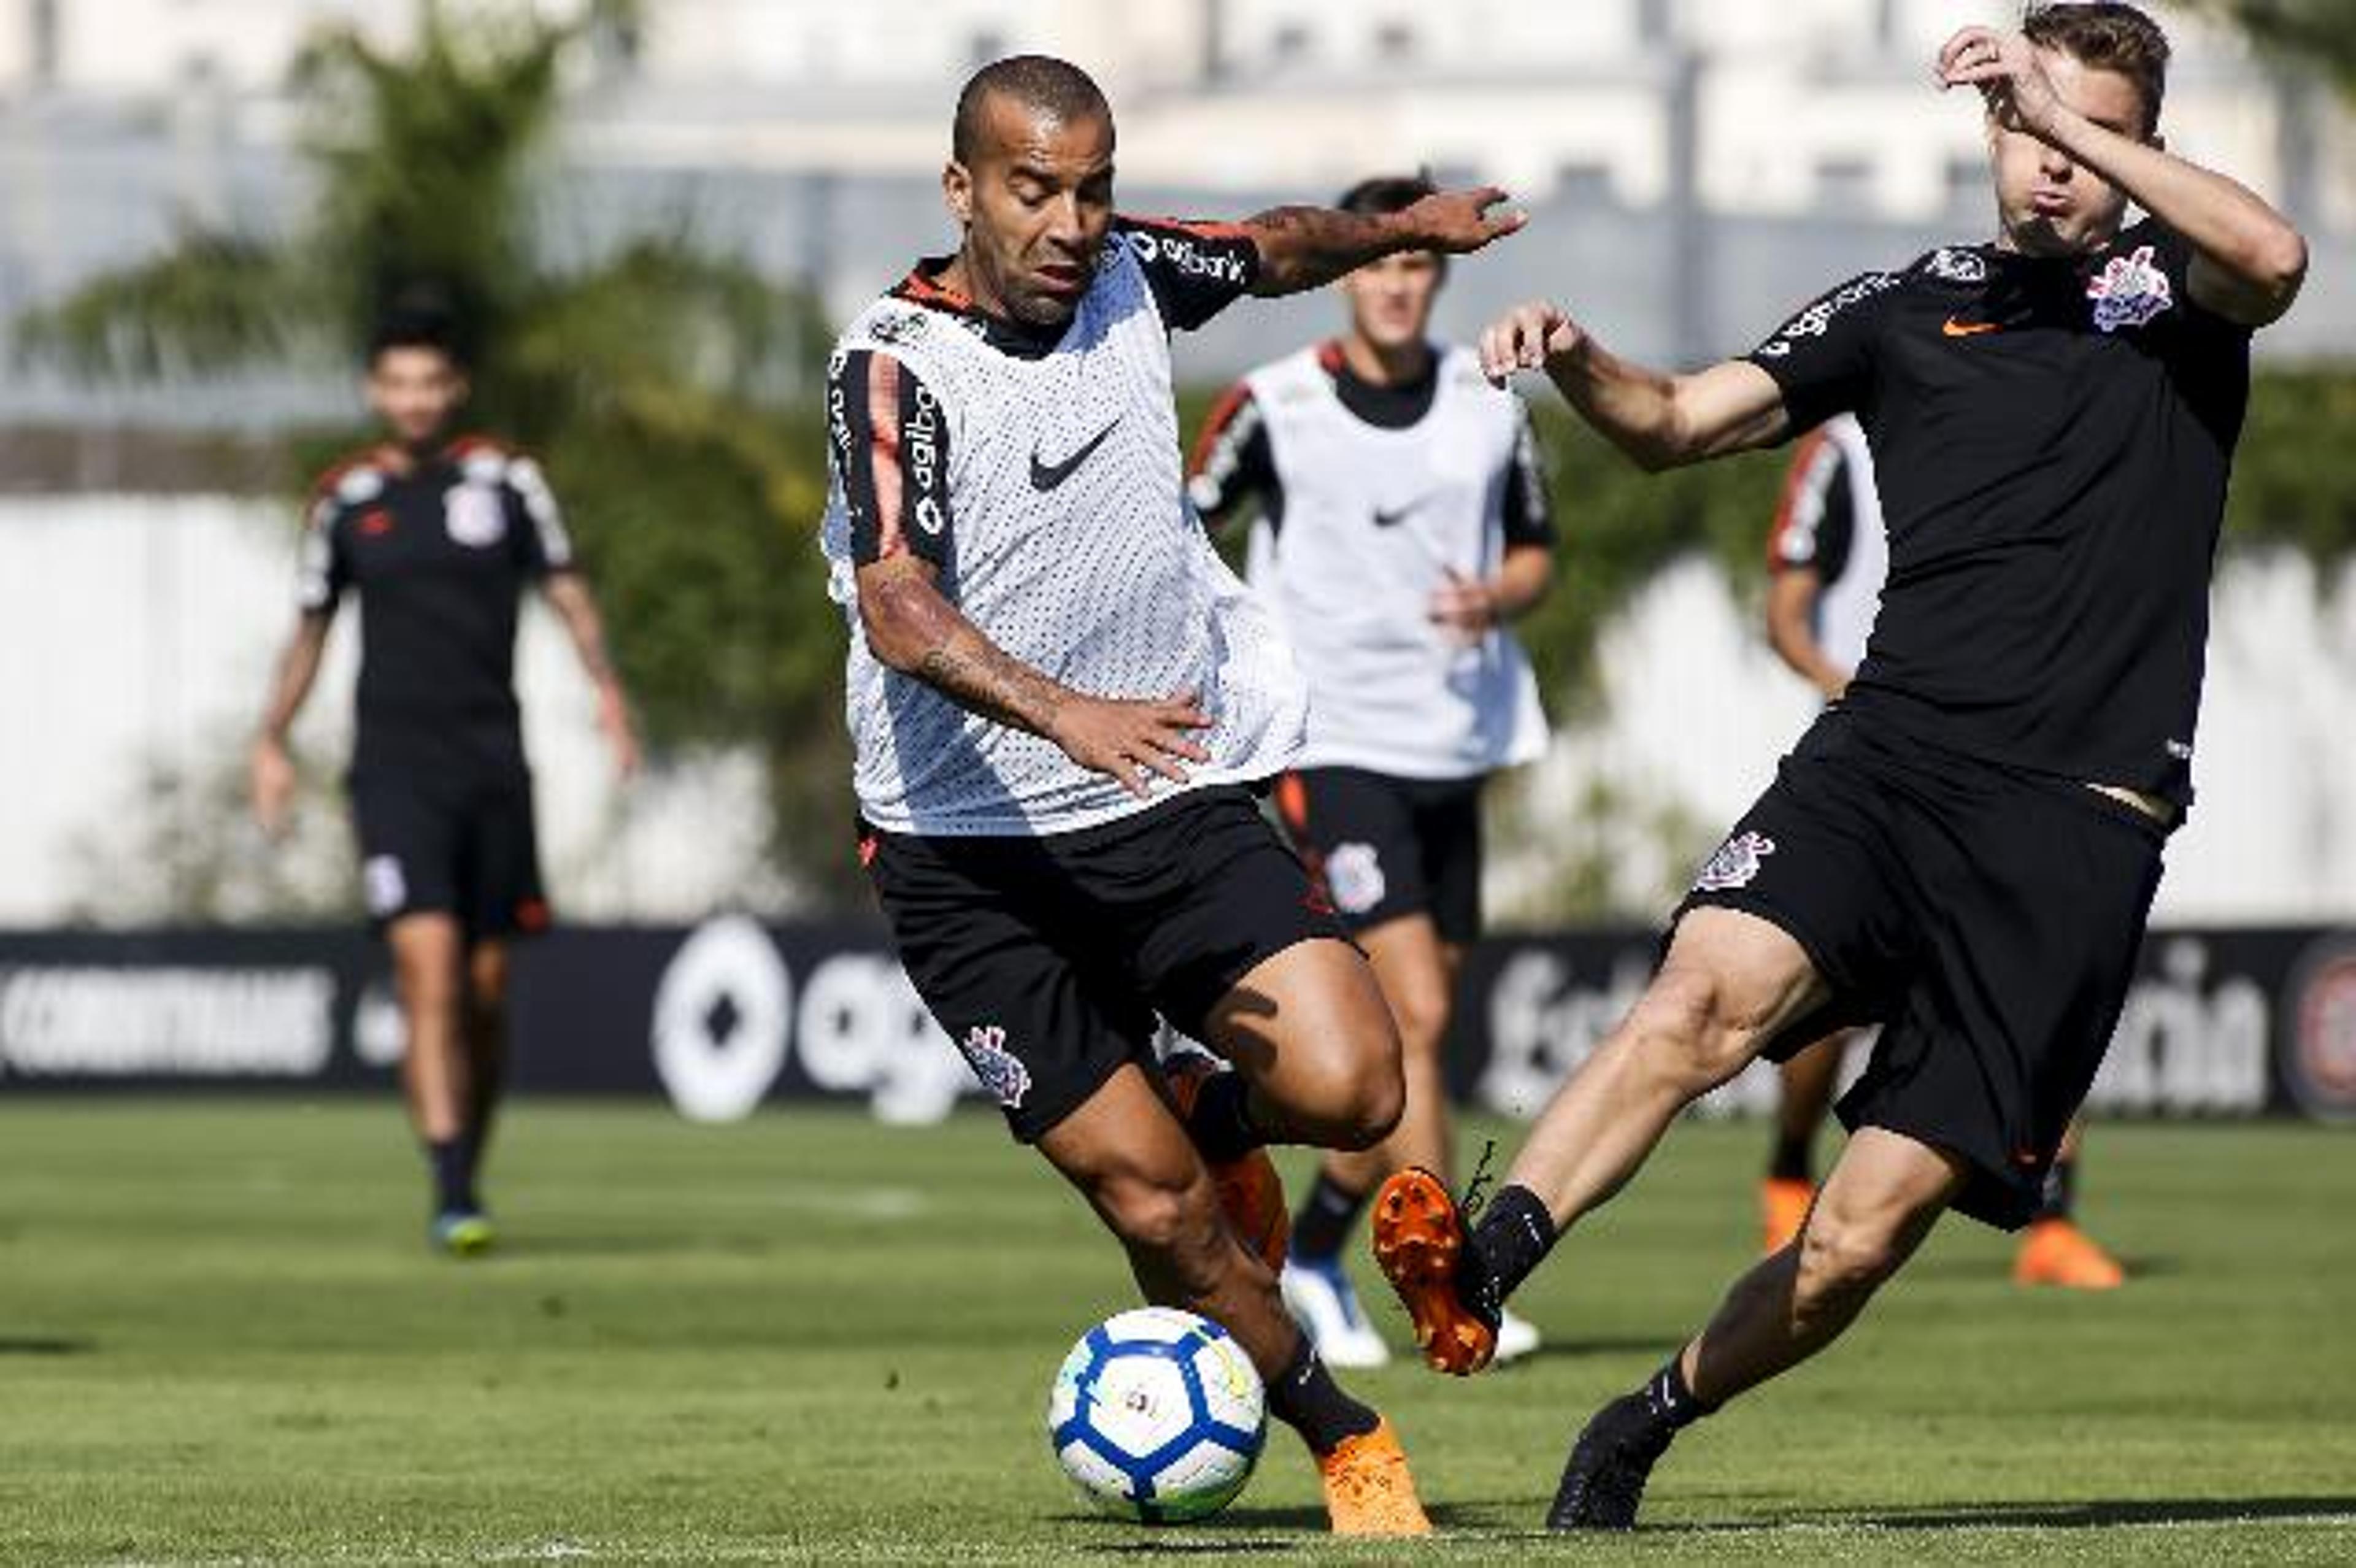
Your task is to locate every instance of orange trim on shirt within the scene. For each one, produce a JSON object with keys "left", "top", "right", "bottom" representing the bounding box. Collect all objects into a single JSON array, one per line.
[
  {"left": 866, "top": 353, "right": 907, "bottom": 561},
  {"left": 1188, "top": 381, "right": 1252, "bottom": 482},
  {"left": 1766, "top": 424, "right": 1831, "bottom": 572}
]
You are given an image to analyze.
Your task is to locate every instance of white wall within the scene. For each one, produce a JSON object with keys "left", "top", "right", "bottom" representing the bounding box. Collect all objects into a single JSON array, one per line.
[{"left": 6, "top": 497, "right": 2353, "bottom": 928}]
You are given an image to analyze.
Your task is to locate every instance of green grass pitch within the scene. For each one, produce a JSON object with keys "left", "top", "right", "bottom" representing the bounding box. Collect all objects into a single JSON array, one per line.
[{"left": 0, "top": 1100, "right": 2350, "bottom": 1564}]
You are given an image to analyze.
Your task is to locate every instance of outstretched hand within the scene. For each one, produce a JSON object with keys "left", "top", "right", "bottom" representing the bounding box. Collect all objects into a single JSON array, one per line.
[
  {"left": 1936, "top": 26, "right": 2062, "bottom": 138},
  {"left": 1404, "top": 187, "right": 1528, "bottom": 256},
  {"left": 1478, "top": 300, "right": 1584, "bottom": 386}
]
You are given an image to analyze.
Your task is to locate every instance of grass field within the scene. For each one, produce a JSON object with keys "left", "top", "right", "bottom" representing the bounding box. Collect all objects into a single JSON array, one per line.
[{"left": 0, "top": 1101, "right": 2350, "bottom": 1566}]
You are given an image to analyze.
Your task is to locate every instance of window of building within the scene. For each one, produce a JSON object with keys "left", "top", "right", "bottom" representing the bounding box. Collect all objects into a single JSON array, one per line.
[
  {"left": 1271, "top": 23, "right": 1314, "bottom": 66},
  {"left": 1374, "top": 22, "right": 1418, "bottom": 63}
]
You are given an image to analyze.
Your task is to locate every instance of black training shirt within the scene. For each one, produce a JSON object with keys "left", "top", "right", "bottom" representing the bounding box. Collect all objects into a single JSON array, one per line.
[
  {"left": 1746, "top": 218, "right": 2253, "bottom": 807},
  {"left": 298, "top": 436, "right": 575, "bottom": 778}
]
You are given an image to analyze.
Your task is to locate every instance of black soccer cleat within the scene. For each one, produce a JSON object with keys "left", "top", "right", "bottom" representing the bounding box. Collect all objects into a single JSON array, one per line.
[{"left": 1545, "top": 1392, "right": 1674, "bottom": 1531}]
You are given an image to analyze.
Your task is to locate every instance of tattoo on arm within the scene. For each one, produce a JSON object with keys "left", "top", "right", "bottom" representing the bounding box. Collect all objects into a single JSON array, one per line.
[
  {"left": 1243, "top": 205, "right": 1399, "bottom": 296},
  {"left": 863, "top": 564, "right": 1069, "bottom": 740}
]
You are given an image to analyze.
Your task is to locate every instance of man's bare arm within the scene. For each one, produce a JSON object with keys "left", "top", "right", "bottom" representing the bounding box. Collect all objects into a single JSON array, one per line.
[
  {"left": 855, "top": 555, "right": 1209, "bottom": 797},
  {"left": 1765, "top": 570, "right": 1849, "bottom": 701},
  {"left": 250, "top": 612, "right": 331, "bottom": 831},
  {"left": 541, "top": 569, "right": 640, "bottom": 777},
  {"left": 1242, "top": 186, "right": 1525, "bottom": 296},
  {"left": 1481, "top": 301, "right": 1791, "bottom": 471}
]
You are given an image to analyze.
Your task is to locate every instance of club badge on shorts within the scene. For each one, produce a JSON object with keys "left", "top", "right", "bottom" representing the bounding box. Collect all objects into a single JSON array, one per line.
[
  {"left": 957, "top": 1024, "right": 1031, "bottom": 1110},
  {"left": 1694, "top": 831, "right": 1776, "bottom": 893},
  {"left": 1323, "top": 842, "right": 1387, "bottom": 917}
]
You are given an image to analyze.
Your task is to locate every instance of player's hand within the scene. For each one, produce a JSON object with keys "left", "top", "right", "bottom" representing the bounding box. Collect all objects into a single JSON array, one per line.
[
  {"left": 598, "top": 684, "right": 642, "bottom": 781},
  {"left": 1049, "top": 688, "right": 1214, "bottom": 799},
  {"left": 1428, "top": 567, "right": 1498, "bottom": 645},
  {"left": 1936, "top": 26, "right": 2060, "bottom": 139},
  {"left": 1403, "top": 187, "right": 1527, "bottom": 256},
  {"left": 1479, "top": 300, "right": 1583, "bottom": 385},
  {"left": 250, "top": 736, "right": 296, "bottom": 837}
]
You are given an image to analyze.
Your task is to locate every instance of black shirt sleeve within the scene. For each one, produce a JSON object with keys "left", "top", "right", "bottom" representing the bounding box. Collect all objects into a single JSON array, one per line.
[
  {"left": 1185, "top": 382, "right": 1281, "bottom": 534},
  {"left": 1766, "top": 424, "right": 1852, "bottom": 577},
  {"left": 504, "top": 454, "right": 577, "bottom": 577},
  {"left": 1501, "top": 397, "right": 1557, "bottom": 549},
  {"left": 1116, "top": 215, "right": 1262, "bottom": 332},
  {"left": 830, "top": 347, "right": 953, "bottom": 569},
  {"left": 1744, "top": 270, "right": 1904, "bottom": 436}
]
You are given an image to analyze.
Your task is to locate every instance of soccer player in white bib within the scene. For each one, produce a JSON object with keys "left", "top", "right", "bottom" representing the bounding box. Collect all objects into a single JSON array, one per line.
[
  {"left": 819, "top": 56, "right": 1522, "bottom": 1535},
  {"left": 1189, "top": 173, "right": 1557, "bottom": 1369},
  {"left": 1760, "top": 414, "right": 2125, "bottom": 1289}
]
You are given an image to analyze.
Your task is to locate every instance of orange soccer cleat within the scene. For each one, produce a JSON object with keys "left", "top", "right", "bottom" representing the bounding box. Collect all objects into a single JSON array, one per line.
[
  {"left": 1163, "top": 1051, "right": 1288, "bottom": 1272},
  {"left": 1318, "top": 1417, "right": 1433, "bottom": 1536},
  {"left": 1760, "top": 1177, "right": 1814, "bottom": 1256},
  {"left": 1369, "top": 1166, "right": 1497, "bottom": 1375},
  {"left": 2012, "top": 1218, "right": 2127, "bottom": 1290}
]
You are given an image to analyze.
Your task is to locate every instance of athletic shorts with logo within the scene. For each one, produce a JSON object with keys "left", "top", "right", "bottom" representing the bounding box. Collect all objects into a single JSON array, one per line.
[
  {"left": 863, "top": 786, "right": 1347, "bottom": 1142},
  {"left": 350, "top": 764, "right": 550, "bottom": 940},
  {"left": 1675, "top": 710, "right": 2165, "bottom": 1229},
  {"left": 1274, "top": 767, "right": 1484, "bottom": 943}
]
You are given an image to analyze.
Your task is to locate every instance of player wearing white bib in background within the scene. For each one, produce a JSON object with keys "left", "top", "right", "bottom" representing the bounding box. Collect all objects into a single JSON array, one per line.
[
  {"left": 1759, "top": 414, "right": 2125, "bottom": 1290},
  {"left": 820, "top": 56, "right": 1524, "bottom": 1536},
  {"left": 1190, "top": 173, "right": 1558, "bottom": 1370}
]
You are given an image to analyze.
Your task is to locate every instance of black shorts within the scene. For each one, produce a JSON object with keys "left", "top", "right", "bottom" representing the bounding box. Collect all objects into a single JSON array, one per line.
[
  {"left": 1674, "top": 712, "right": 2165, "bottom": 1230},
  {"left": 1272, "top": 767, "right": 1485, "bottom": 944},
  {"left": 863, "top": 786, "right": 1348, "bottom": 1143},
  {"left": 349, "top": 769, "right": 550, "bottom": 940}
]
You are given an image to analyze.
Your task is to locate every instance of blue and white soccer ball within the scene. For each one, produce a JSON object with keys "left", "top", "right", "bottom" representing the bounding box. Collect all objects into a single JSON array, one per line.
[{"left": 1045, "top": 1306, "right": 1267, "bottom": 1523}]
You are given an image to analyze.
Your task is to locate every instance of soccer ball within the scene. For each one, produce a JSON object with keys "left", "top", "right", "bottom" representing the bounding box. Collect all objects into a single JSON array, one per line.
[{"left": 1045, "top": 1306, "right": 1267, "bottom": 1523}]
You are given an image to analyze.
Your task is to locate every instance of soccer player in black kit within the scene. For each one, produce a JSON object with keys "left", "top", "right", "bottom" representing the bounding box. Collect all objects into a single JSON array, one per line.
[
  {"left": 1367, "top": 5, "right": 2306, "bottom": 1528},
  {"left": 251, "top": 311, "right": 639, "bottom": 1256}
]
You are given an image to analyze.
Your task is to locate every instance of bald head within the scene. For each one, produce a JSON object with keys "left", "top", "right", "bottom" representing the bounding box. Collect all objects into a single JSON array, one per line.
[{"left": 952, "top": 55, "right": 1112, "bottom": 165}]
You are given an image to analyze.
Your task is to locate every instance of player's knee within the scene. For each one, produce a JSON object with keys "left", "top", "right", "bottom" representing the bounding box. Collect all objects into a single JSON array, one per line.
[
  {"left": 1624, "top": 970, "right": 1738, "bottom": 1089},
  {"left": 1386, "top": 984, "right": 1450, "bottom": 1058},
  {"left": 1096, "top": 1169, "right": 1217, "bottom": 1259},
  {"left": 1294, "top": 1055, "right": 1405, "bottom": 1151},
  {"left": 1796, "top": 1212, "right": 1906, "bottom": 1307}
]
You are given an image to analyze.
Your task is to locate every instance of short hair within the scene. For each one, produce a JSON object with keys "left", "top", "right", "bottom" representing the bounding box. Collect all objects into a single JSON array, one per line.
[
  {"left": 2023, "top": 2, "right": 2170, "bottom": 136},
  {"left": 366, "top": 299, "right": 466, "bottom": 370},
  {"left": 1334, "top": 172, "right": 1436, "bottom": 217},
  {"left": 952, "top": 55, "right": 1112, "bottom": 164}
]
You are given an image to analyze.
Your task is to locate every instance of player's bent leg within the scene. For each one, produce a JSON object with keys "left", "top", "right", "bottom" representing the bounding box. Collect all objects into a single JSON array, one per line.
[
  {"left": 1040, "top": 1063, "right": 1430, "bottom": 1535},
  {"left": 1547, "top": 1127, "right": 1963, "bottom": 1531},
  {"left": 1373, "top": 908, "right": 1827, "bottom": 1374},
  {"left": 1203, "top": 936, "right": 1404, "bottom": 1154},
  {"left": 463, "top": 939, "right": 511, "bottom": 1151}
]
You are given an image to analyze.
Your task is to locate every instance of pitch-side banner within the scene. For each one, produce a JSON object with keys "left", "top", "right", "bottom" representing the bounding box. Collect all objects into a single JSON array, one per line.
[{"left": 0, "top": 921, "right": 2351, "bottom": 1123}]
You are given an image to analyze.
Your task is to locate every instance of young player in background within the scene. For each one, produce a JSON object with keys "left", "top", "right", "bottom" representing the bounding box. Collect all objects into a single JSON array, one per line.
[
  {"left": 822, "top": 56, "right": 1523, "bottom": 1535},
  {"left": 1190, "top": 172, "right": 1557, "bottom": 1367},
  {"left": 1761, "top": 414, "right": 2124, "bottom": 1289},
  {"left": 251, "top": 309, "right": 638, "bottom": 1256}
]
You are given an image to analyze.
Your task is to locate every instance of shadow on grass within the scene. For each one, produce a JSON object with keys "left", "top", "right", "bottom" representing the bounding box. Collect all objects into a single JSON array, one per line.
[
  {"left": 0, "top": 1335, "right": 95, "bottom": 1355},
  {"left": 1838, "top": 1496, "right": 2356, "bottom": 1531},
  {"left": 1066, "top": 1499, "right": 1493, "bottom": 1552},
  {"left": 1483, "top": 1334, "right": 1684, "bottom": 1368}
]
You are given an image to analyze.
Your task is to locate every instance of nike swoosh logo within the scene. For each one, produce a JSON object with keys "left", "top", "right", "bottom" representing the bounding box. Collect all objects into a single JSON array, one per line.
[
  {"left": 1942, "top": 317, "right": 2003, "bottom": 337},
  {"left": 1029, "top": 418, "right": 1121, "bottom": 491},
  {"left": 1372, "top": 493, "right": 1440, "bottom": 528}
]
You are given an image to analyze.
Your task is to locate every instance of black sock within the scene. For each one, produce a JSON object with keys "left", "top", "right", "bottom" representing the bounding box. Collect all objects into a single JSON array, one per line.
[
  {"left": 1466, "top": 1183, "right": 1558, "bottom": 1319},
  {"left": 1767, "top": 1132, "right": 1814, "bottom": 1184},
  {"left": 1290, "top": 1172, "right": 1369, "bottom": 1262},
  {"left": 1641, "top": 1352, "right": 1717, "bottom": 1430},
  {"left": 1265, "top": 1335, "right": 1381, "bottom": 1455},
  {"left": 427, "top": 1136, "right": 478, "bottom": 1215},
  {"left": 2033, "top": 1156, "right": 2077, "bottom": 1223},
  {"left": 1184, "top": 1069, "right": 1264, "bottom": 1165}
]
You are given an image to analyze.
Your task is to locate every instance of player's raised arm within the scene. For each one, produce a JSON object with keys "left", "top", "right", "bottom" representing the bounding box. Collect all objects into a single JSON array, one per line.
[
  {"left": 1240, "top": 186, "right": 1525, "bottom": 296},
  {"left": 1481, "top": 300, "right": 1790, "bottom": 472},
  {"left": 1936, "top": 23, "right": 2306, "bottom": 327}
]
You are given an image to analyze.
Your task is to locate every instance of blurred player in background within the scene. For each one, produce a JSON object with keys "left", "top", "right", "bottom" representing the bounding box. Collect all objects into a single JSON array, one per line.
[
  {"left": 1368, "top": 6, "right": 2304, "bottom": 1528},
  {"left": 250, "top": 307, "right": 639, "bottom": 1256},
  {"left": 822, "top": 56, "right": 1520, "bottom": 1534},
  {"left": 1189, "top": 171, "right": 1557, "bottom": 1368},
  {"left": 1761, "top": 413, "right": 2123, "bottom": 1289}
]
